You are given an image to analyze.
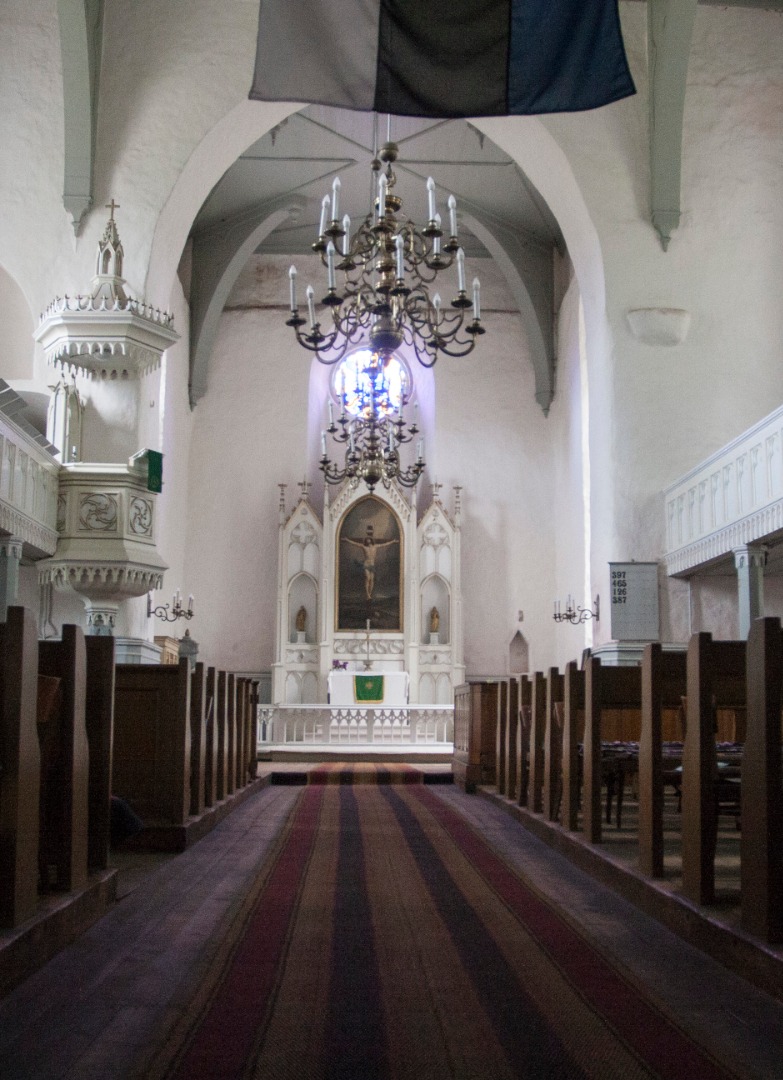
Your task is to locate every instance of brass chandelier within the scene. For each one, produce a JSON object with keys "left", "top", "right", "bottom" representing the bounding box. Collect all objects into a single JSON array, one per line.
[
  {"left": 320, "top": 351, "right": 424, "bottom": 494},
  {"left": 286, "top": 137, "right": 485, "bottom": 369}
]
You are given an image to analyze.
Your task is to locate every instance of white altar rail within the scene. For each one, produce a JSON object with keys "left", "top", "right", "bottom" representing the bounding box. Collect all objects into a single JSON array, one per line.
[
  {"left": 256, "top": 705, "right": 454, "bottom": 748},
  {"left": 664, "top": 402, "right": 783, "bottom": 575}
]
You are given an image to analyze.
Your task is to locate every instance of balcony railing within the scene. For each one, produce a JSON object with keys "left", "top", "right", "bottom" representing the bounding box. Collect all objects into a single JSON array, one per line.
[
  {"left": 664, "top": 403, "right": 783, "bottom": 575},
  {"left": 256, "top": 705, "right": 454, "bottom": 749}
]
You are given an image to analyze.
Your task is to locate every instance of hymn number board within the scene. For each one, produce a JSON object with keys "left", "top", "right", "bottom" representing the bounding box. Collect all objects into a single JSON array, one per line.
[{"left": 610, "top": 562, "right": 660, "bottom": 641}]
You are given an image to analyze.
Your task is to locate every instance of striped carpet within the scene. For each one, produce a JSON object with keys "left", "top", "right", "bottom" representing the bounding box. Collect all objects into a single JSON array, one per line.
[
  {"left": 307, "top": 763, "right": 426, "bottom": 784},
  {"left": 142, "top": 781, "right": 738, "bottom": 1080}
]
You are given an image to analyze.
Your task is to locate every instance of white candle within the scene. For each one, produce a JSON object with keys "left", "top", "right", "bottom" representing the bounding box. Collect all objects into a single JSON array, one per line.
[
  {"left": 326, "top": 241, "right": 336, "bottom": 290},
  {"left": 417, "top": 439, "right": 424, "bottom": 462},
  {"left": 366, "top": 618, "right": 371, "bottom": 631},
  {"left": 448, "top": 194, "right": 457, "bottom": 238},
  {"left": 306, "top": 285, "right": 316, "bottom": 329},
  {"left": 433, "top": 213, "right": 441, "bottom": 256},
  {"left": 342, "top": 214, "right": 351, "bottom": 256},
  {"left": 328, "top": 399, "right": 334, "bottom": 425},
  {"left": 288, "top": 265, "right": 297, "bottom": 312},
  {"left": 378, "top": 174, "right": 387, "bottom": 219},
  {"left": 456, "top": 248, "right": 465, "bottom": 292},
  {"left": 319, "top": 194, "right": 330, "bottom": 237},
  {"left": 188, "top": 594, "right": 194, "bottom": 611},
  {"left": 413, "top": 400, "right": 419, "bottom": 424},
  {"left": 321, "top": 431, "right": 327, "bottom": 456},
  {"left": 472, "top": 277, "right": 481, "bottom": 320},
  {"left": 426, "top": 176, "right": 436, "bottom": 221},
  {"left": 433, "top": 292, "right": 441, "bottom": 317},
  {"left": 388, "top": 427, "right": 394, "bottom": 452},
  {"left": 395, "top": 234, "right": 404, "bottom": 280},
  {"left": 331, "top": 176, "right": 341, "bottom": 221}
]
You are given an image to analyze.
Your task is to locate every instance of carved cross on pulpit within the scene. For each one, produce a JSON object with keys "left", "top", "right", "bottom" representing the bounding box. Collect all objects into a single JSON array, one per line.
[
  {"left": 298, "top": 477, "right": 312, "bottom": 501},
  {"left": 105, "top": 198, "right": 120, "bottom": 222},
  {"left": 431, "top": 480, "right": 443, "bottom": 502}
]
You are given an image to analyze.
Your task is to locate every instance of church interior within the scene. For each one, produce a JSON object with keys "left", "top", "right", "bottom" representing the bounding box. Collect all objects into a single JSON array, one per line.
[{"left": 1, "top": 1, "right": 782, "bottom": 1077}]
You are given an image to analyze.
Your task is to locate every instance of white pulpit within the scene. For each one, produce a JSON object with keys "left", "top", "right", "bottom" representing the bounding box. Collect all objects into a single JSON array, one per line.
[{"left": 328, "top": 670, "right": 410, "bottom": 706}]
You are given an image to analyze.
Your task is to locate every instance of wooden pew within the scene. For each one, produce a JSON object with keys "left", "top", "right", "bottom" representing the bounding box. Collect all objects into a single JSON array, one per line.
[
  {"left": 516, "top": 676, "right": 532, "bottom": 808},
  {"left": 583, "top": 659, "right": 641, "bottom": 843},
  {"left": 0, "top": 607, "right": 41, "bottom": 928},
  {"left": 246, "top": 679, "right": 260, "bottom": 783},
  {"left": 495, "top": 679, "right": 508, "bottom": 796},
  {"left": 190, "top": 662, "right": 207, "bottom": 817},
  {"left": 38, "top": 625, "right": 90, "bottom": 893},
  {"left": 543, "top": 667, "right": 564, "bottom": 821},
  {"left": 84, "top": 636, "right": 115, "bottom": 872},
  {"left": 528, "top": 672, "right": 546, "bottom": 812},
  {"left": 113, "top": 659, "right": 191, "bottom": 827},
  {"left": 681, "top": 634, "right": 745, "bottom": 906},
  {"left": 560, "top": 662, "right": 585, "bottom": 832},
  {"left": 215, "top": 670, "right": 229, "bottom": 801},
  {"left": 504, "top": 677, "right": 519, "bottom": 801},
  {"left": 225, "top": 673, "right": 236, "bottom": 797},
  {"left": 236, "top": 678, "right": 248, "bottom": 790},
  {"left": 741, "top": 618, "right": 783, "bottom": 942},
  {"left": 203, "top": 667, "right": 217, "bottom": 807},
  {"left": 452, "top": 680, "right": 498, "bottom": 792},
  {"left": 639, "top": 645, "right": 686, "bottom": 878}
]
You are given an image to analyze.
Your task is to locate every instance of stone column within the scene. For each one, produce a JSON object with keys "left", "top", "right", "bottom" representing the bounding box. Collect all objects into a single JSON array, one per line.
[
  {"left": 0, "top": 537, "right": 23, "bottom": 621},
  {"left": 734, "top": 544, "right": 767, "bottom": 640}
]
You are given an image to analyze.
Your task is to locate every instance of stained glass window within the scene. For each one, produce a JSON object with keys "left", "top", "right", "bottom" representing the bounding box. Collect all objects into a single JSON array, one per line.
[{"left": 332, "top": 349, "right": 411, "bottom": 418}]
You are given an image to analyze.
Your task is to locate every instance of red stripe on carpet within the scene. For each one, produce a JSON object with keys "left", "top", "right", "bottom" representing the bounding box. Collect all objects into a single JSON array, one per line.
[
  {"left": 167, "top": 785, "right": 325, "bottom": 1080},
  {"left": 411, "top": 787, "right": 735, "bottom": 1080}
]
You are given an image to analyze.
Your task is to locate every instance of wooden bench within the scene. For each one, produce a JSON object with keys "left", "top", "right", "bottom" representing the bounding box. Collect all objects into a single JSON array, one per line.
[
  {"left": 681, "top": 634, "right": 745, "bottom": 906},
  {"left": 516, "top": 676, "right": 532, "bottom": 808},
  {"left": 639, "top": 645, "right": 687, "bottom": 878},
  {"left": 0, "top": 607, "right": 40, "bottom": 928},
  {"left": 583, "top": 659, "right": 641, "bottom": 843},
  {"left": 741, "top": 618, "right": 783, "bottom": 943},
  {"left": 38, "top": 626, "right": 91, "bottom": 893},
  {"left": 453, "top": 681, "right": 498, "bottom": 792},
  {"left": 543, "top": 667, "right": 564, "bottom": 822},
  {"left": 113, "top": 659, "right": 191, "bottom": 827}
]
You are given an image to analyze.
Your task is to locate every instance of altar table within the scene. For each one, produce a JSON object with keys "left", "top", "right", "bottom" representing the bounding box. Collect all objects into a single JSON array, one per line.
[{"left": 328, "top": 670, "right": 410, "bottom": 707}]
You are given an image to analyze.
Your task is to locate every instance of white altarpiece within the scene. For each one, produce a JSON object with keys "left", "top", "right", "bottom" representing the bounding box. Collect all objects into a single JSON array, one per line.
[{"left": 271, "top": 481, "right": 464, "bottom": 706}]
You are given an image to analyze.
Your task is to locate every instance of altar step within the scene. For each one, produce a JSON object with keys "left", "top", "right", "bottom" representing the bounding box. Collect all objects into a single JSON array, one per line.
[{"left": 258, "top": 743, "right": 454, "bottom": 765}]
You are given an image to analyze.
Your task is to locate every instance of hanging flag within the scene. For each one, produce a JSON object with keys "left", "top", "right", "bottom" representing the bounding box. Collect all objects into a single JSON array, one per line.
[{"left": 250, "top": 0, "right": 635, "bottom": 118}]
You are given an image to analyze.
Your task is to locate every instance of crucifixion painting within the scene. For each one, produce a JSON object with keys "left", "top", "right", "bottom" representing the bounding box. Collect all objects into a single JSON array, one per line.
[{"left": 337, "top": 496, "right": 402, "bottom": 630}]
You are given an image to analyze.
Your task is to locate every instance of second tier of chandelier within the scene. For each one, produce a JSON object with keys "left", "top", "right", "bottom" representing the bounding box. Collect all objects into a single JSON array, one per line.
[{"left": 286, "top": 125, "right": 486, "bottom": 492}]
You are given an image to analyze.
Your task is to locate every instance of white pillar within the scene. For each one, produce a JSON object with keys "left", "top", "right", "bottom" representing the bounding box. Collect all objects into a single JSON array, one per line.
[
  {"left": 733, "top": 544, "right": 767, "bottom": 640},
  {"left": 0, "top": 537, "right": 23, "bottom": 621}
]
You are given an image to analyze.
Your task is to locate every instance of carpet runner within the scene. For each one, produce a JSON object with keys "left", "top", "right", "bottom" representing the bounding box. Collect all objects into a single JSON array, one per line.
[
  {"left": 142, "top": 778, "right": 739, "bottom": 1080},
  {"left": 308, "top": 763, "right": 426, "bottom": 785}
]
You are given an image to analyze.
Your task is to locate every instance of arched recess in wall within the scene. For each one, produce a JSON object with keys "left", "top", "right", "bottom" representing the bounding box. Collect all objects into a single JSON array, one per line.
[
  {"left": 509, "top": 630, "right": 529, "bottom": 674},
  {"left": 287, "top": 571, "right": 318, "bottom": 644},
  {"left": 0, "top": 263, "right": 36, "bottom": 381},
  {"left": 145, "top": 102, "right": 607, "bottom": 414},
  {"left": 421, "top": 573, "right": 450, "bottom": 645}
]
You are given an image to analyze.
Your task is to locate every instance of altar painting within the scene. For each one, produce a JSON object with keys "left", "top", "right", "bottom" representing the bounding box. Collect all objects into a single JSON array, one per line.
[{"left": 337, "top": 497, "right": 402, "bottom": 630}]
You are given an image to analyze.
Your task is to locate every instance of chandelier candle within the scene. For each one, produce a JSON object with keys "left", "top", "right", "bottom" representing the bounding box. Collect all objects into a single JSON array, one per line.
[{"left": 285, "top": 136, "right": 485, "bottom": 370}]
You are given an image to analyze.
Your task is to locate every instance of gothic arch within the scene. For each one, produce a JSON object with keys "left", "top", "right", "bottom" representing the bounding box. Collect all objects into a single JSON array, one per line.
[{"left": 145, "top": 103, "right": 609, "bottom": 413}]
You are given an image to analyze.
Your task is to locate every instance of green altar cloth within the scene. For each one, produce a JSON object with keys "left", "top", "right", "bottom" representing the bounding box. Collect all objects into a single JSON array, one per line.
[{"left": 354, "top": 675, "right": 384, "bottom": 703}]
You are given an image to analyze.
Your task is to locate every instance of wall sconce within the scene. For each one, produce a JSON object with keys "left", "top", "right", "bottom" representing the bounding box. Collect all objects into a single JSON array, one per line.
[
  {"left": 147, "top": 590, "right": 194, "bottom": 623},
  {"left": 553, "top": 594, "right": 599, "bottom": 624}
]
